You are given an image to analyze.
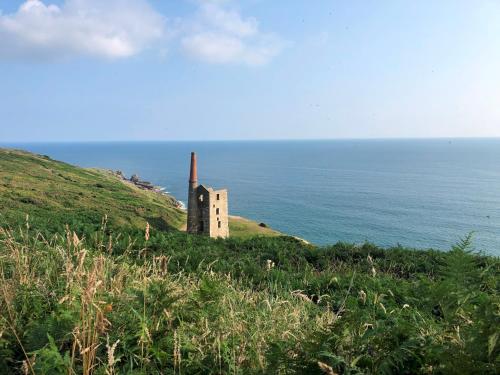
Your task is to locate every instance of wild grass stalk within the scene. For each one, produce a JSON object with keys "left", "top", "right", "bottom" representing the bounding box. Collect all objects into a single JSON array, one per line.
[{"left": 0, "top": 226, "right": 498, "bottom": 374}]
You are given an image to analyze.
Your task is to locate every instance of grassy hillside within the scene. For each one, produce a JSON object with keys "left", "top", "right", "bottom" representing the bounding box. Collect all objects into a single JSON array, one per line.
[
  {"left": 0, "top": 149, "right": 279, "bottom": 237},
  {"left": 0, "top": 148, "right": 498, "bottom": 374}
]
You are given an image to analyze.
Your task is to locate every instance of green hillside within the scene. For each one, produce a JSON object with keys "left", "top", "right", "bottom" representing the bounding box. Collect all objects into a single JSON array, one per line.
[
  {"left": 0, "top": 149, "right": 498, "bottom": 374},
  {"left": 0, "top": 149, "right": 278, "bottom": 237}
]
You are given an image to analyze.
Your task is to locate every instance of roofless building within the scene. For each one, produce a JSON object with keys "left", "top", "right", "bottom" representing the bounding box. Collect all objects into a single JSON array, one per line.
[{"left": 187, "top": 152, "right": 229, "bottom": 238}]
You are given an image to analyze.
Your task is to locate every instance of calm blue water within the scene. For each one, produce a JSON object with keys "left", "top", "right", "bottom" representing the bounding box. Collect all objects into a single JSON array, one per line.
[{"left": 5, "top": 139, "right": 500, "bottom": 253}]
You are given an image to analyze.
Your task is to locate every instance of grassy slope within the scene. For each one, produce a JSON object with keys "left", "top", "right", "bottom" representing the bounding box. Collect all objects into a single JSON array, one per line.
[
  {"left": 0, "top": 148, "right": 279, "bottom": 237},
  {"left": 229, "top": 215, "right": 280, "bottom": 238}
]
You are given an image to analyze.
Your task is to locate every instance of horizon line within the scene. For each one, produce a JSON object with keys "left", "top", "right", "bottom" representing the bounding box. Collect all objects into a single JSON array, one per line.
[{"left": 2, "top": 135, "right": 500, "bottom": 144}]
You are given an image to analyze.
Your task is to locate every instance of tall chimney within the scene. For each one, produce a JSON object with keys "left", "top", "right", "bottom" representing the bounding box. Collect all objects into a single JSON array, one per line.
[
  {"left": 187, "top": 152, "right": 199, "bottom": 234},
  {"left": 189, "top": 152, "right": 198, "bottom": 184}
]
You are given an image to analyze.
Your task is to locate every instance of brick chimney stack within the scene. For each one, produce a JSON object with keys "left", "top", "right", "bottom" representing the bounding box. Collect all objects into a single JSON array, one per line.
[{"left": 189, "top": 152, "right": 197, "bottom": 183}]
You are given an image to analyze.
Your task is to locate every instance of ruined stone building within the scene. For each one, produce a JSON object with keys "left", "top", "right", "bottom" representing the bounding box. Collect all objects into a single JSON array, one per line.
[{"left": 187, "top": 152, "right": 229, "bottom": 238}]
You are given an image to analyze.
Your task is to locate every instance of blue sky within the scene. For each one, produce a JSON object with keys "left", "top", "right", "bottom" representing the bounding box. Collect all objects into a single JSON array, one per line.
[{"left": 1, "top": 0, "right": 499, "bottom": 142}]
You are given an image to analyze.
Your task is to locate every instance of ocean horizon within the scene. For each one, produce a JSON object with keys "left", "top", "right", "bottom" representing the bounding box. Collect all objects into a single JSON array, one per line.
[{"left": 4, "top": 138, "right": 500, "bottom": 254}]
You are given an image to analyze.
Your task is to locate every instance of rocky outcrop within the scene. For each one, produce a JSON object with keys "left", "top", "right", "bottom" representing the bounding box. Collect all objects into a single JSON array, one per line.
[{"left": 112, "top": 170, "right": 184, "bottom": 209}]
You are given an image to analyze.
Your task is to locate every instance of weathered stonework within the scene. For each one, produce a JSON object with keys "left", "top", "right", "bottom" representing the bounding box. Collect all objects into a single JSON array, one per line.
[{"left": 187, "top": 152, "right": 229, "bottom": 238}]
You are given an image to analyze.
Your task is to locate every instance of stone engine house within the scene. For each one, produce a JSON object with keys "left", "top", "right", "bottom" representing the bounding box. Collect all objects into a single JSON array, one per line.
[{"left": 187, "top": 152, "right": 229, "bottom": 238}]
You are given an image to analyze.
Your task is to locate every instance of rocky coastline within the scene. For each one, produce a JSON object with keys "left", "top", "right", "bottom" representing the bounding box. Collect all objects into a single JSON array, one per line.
[{"left": 113, "top": 170, "right": 185, "bottom": 209}]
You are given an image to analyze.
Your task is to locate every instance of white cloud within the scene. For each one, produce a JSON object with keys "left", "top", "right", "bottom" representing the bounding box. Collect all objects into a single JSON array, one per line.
[
  {"left": 0, "top": 0, "right": 286, "bottom": 66},
  {"left": 0, "top": 0, "right": 166, "bottom": 60},
  {"left": 181, "top": 1, "right": 286, "bottom": 66},
  {"left": 201, "top": 2, "right": 258, "bottom": 38}
]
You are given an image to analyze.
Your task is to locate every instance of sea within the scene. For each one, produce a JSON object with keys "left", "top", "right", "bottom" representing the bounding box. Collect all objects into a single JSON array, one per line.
[{"left": 5, "top": 139, "right": 500, "bottom": 254}]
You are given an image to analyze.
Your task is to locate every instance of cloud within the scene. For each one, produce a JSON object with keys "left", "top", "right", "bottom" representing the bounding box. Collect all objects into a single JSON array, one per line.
[
  {"left": 201, "top": 2, "right": 258, "bottom": 38},
  {"left": 181, "top": 1, "right": 286, "bottom": 66},
  {"left": 182, "top": 32, "right": 284, "bottom": 66},
  {"left": 0, "top": 0, "right": 286, "bottom": 66},
  {"left": 0, "top": 0, "right": 166, "bottom": 60}
]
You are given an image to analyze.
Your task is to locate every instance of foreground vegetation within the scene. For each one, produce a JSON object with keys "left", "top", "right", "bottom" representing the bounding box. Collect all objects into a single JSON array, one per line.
[
  {"left": 1, "top": 223, "right": 498, "bottom": 374},
  {"left": 0, "top": 148, "right": 498, "bottom": 374}
]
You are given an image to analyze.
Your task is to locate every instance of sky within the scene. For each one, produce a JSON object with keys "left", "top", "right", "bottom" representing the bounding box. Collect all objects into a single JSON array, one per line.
[{"left": 0, "top": 0, "right": 499, "bottom": 142}]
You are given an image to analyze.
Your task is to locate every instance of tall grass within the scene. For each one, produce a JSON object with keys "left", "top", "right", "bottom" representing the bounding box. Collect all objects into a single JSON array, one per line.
[
  {"left": 0, "top": 227, "right": 325, "bottom": 374},
  {"left": 0, "top": 224, "right": 499, "bottom": 374}
]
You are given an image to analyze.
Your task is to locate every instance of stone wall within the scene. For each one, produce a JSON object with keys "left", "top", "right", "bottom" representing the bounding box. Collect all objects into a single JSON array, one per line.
[
  {"left": 187, "top": 182, "right": 200, "bottom": 234},
  {"left": 208, "top": 189, "right": 229, "bottom": 239},
  {"left": 196, "top": 185, "right": 211, "bottom": 236},
  {"left": 189, "top": 184, "right": 229, "bottom": 239}
]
